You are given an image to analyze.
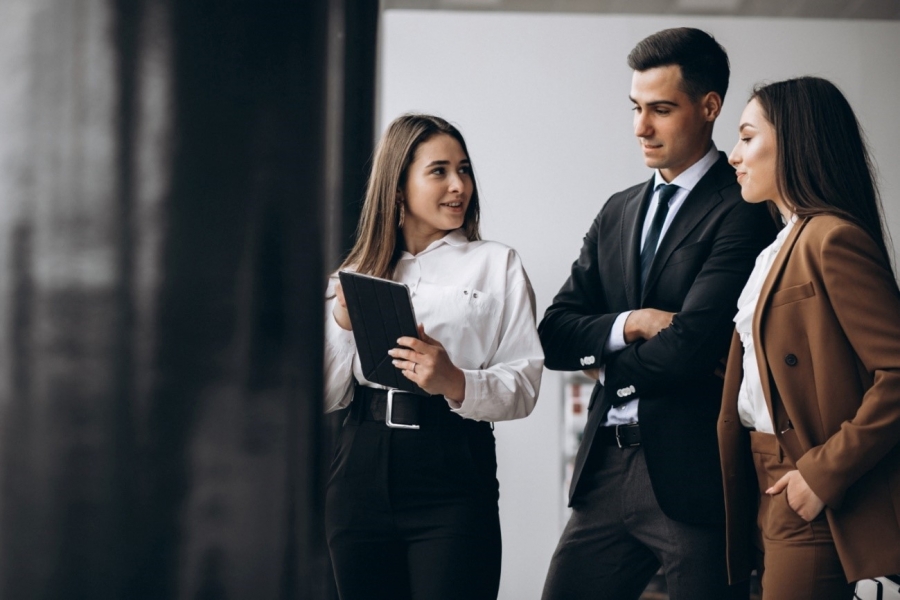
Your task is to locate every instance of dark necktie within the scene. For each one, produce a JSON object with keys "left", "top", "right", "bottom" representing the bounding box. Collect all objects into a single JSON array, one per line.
[{"left": 640, "top": 183, "right": 679, "bottom": 290}]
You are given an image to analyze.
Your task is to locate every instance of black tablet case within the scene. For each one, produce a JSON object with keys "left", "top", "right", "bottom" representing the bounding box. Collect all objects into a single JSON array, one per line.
[{"left": 338, "top": 271, "right": 427, "bottom": 395}]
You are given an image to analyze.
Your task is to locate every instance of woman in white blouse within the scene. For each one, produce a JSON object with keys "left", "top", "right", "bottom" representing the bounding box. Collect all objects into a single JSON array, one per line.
[
  {"left": 323, "top": 114, "right": 544, "bottom": 600},
  {"left": 720, "top": 77, "right": 900, "bottom": 598}
]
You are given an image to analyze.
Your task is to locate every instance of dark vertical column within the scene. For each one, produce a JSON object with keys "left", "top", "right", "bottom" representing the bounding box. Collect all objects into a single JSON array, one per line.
[
  {"left": 134, "top": 1, "right": 336, "bottom": 598},
  {"left": 290, "top": 0, "right": 332, "bottom": 587},
  {"left": 320, "top": 7, "right": 379, "bottom": 562},
  {"left": 110, "top": 0, "right": 141, "bottom": 595},
  {"left": 338, "top": 0, "right": 380, "bottom": 260},
  {"left": 0, "top": 1, "right": 129, "bottom": 597},
  {"left": 2, "top": 223, "right": 37, "bottom": 599},
  {"left": 0, "top": 0, "right": 361, "bottom": 598},
  {"left": 324, "top": 0, "right": 379, "bottom": 270}
]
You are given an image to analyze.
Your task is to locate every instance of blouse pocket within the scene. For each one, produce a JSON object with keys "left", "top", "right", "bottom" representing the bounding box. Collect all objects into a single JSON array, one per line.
[
  {"left": 419, "top": 284, "right": 503, "bottom": 369},
  {"left": 770, "top": 281, "right": 815, "bottom": 307},
  {"left": 453, "top": 287, "right": 503, "bottom": 367}
]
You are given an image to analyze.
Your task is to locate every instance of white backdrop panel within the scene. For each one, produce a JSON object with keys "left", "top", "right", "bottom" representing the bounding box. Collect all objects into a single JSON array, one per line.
[{"left": 380, "top": 11, "right": 900, "bottom": 599}]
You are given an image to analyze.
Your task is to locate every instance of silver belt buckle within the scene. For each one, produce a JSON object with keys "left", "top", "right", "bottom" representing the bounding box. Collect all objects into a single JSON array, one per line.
[{"left": 386, "top": 389, "right": 420, "bottom": 430}]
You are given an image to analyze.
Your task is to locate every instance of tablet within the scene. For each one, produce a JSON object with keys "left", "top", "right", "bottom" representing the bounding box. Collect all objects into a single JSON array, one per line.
[{"left": 338, "top": 270, "right": 427, "bottom": 395}]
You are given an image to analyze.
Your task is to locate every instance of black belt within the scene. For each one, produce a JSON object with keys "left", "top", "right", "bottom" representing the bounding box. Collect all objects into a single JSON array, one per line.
[
  {"left": 597, "top": 423, "right": 641, "bottom": 448},
  {"left": 351, "top": 385, "right": 461, "bottom": 429}
]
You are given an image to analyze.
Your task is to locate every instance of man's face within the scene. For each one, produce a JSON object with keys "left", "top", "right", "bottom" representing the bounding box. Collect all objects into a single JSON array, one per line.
[{"left": 630, "top": 65, "right": 719, "bottom": 182}]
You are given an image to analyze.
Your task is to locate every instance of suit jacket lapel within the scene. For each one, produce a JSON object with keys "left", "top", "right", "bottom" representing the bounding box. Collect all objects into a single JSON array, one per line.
[
  {"left": 641, "top": 154, "right": 731, "bottom": 303},
  {"left": 752, "top": 216, "right": 809, "bottom": 428},
  {"left": 621, "top": 179, "right": 654, "bottom": 308}
]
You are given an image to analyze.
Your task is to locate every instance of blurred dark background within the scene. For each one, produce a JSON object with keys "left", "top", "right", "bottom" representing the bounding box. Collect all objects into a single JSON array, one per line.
[{"left": 0, "top": 0, "right": 375, "bottom": 597}]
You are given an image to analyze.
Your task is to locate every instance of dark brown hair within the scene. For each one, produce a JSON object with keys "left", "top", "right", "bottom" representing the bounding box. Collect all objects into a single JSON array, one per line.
[
  {"left": 627, "top": 27, "right": 730, "bottom": 101},
  {"left": 751, "top": 76, "right": 892, "bottom": 270},
  {"left": 339, "top": 114, "right": 481, "bottom": 278}
]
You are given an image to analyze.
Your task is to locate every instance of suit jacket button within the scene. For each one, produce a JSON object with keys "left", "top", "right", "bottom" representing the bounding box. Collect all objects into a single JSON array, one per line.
[{"left": 785, "top": 354, "right": 798, "bottom": 367}]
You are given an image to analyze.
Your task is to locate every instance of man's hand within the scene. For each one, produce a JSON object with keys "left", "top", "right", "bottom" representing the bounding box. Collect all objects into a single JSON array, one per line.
[
  {"left": 767, "top": 470, "right": 825, "bottom": 522},
  {"left": 623, "top": 309, "right": 675, "bottom": 344}
]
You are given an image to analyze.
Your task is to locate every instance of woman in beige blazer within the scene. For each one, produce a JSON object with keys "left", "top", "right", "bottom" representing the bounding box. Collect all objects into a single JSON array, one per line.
[{"left": 720, "top": 76, "right": 900, "bottom": 599}]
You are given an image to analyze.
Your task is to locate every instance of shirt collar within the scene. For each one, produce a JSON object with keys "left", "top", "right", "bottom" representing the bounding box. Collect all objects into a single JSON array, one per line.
[
  {"left": 775, "top": 213, "right": 798, "bottom": 243},
  {"left": 441, "top": 229, "right": 469, "bottom": 247},
  {"left": 653, "top": 144, "right": 719, "bottom": 192},
  {"left": 400, "top": 228, "right": 468, "bottom": 259}
]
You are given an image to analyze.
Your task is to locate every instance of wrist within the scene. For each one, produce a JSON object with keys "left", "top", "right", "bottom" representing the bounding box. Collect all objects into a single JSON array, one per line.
[
  {"left": 446, "top": 368, "right": 467, "bottom": 403},
  {"left": 623, "top": 311, "right": 642, "bottom": 344}
]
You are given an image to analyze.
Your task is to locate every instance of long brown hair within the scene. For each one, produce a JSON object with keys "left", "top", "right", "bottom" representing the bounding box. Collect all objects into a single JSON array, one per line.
[
  {"left": 752, "top": 76, "right": 893, "bottom": 271},
  {"left": 339, "top": 114, "right": 481, "bottom": 279}
]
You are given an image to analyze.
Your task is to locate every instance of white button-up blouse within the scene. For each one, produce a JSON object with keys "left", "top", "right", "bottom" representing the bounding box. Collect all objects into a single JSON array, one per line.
[
  {"left": 324, "top": 229, "right": 544, "bottom": 423},
  {"left": 735, "top": 215, "right": 797, "bottom": 433}
]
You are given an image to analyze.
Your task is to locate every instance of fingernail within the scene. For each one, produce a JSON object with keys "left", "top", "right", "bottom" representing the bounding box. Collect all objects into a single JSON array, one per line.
[{"left": 765, "top": 488, "right": 774, "bottom": 494}]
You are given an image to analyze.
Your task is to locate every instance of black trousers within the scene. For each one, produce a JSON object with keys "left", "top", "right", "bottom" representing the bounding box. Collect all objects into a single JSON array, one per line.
[{"left": 325, "top": 392, "right": 502, "bottom": 600}]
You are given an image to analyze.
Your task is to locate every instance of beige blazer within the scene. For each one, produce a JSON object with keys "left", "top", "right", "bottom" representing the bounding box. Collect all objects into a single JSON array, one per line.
[{"left": 718, "top": 215, "right": 900, "bottom": 583}]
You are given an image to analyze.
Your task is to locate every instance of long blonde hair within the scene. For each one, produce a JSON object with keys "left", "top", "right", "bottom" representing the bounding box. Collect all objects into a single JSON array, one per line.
[{"left": 339, "top": 114, "right": 481, "bottom": 278}]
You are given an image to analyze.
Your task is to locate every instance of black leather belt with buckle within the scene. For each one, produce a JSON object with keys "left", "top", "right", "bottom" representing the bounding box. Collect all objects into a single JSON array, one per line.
[
  {"left": 352, "top": 386, "right": 459, "bottom": 429},
  {"left": 598, "top": 423, "right": 642, "bottom": 448}
]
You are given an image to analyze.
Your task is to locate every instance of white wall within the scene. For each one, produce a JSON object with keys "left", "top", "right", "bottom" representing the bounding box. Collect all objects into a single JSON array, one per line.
[{"left": 380, "top": 11, "right": 900, "bottom": 599}]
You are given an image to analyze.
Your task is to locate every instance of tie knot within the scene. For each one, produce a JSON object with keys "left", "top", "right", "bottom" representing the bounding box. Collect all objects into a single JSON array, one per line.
[{"left": 655, "top": 183, "right": 679, "bottom": 206}]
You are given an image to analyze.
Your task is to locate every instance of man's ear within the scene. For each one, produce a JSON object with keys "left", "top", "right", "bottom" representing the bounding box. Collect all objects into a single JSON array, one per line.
[{"left": 702, "top": 91, "right": 723, "bottom": 122}]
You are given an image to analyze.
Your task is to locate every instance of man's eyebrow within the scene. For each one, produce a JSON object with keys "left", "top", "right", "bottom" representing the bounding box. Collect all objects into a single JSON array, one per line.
[
  {"left": 639, "top": 100, "right": 679, "bottom": 107},
  {"left": 629, "top": 96, "right": 679, "bottom": 107}
]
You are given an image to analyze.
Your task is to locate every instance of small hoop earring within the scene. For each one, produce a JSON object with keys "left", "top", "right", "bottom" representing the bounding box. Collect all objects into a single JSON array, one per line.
[{"left": 398, "top": 203, "right": 405, "bottom": 228}]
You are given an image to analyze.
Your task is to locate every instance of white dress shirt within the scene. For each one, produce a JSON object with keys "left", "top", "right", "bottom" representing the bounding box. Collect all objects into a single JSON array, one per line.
[
  {"left": 324, "top": 229, "right": 544, "bottom": 422},
  {"left": 735, "top": 215, "right": 797, "bottom": 433},
  {"left": 602, "top": 144, "right": 720, "bottom": 426}
]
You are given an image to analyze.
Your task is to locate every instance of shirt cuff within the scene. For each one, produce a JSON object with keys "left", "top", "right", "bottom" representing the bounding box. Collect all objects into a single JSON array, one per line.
[
  {"left": 446, "top": 369, "right": 478, "bottom": 414},
  {"left": 606, "top": 311, "right": 632, "bottom": 353}
]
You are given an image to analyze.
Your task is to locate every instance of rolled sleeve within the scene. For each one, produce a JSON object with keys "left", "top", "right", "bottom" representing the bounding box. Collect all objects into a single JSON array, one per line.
[{"left": 449, "top": 271, "right": 544, "bottom": 422}]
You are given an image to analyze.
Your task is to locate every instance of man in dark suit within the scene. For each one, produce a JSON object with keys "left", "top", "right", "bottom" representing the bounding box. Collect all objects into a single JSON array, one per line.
[{"left": 540, "top": 28, "right": 778, "bottom": 600}]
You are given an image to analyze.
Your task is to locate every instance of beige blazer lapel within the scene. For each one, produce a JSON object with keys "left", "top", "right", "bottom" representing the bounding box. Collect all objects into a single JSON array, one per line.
[{"left": 751, "top": 216, "right": 809, "bottom": 429}]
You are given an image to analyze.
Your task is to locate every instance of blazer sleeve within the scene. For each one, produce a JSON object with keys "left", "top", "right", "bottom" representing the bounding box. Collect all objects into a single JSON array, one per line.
[
  {"left": 795, "top": 223, "right": 900, "bottom": 509},
  {"left": 603, "top": 198, "right": 776, "bottom": 397},
  {"left": 538, "top": 204, "right": 621, "bottom": 370}
]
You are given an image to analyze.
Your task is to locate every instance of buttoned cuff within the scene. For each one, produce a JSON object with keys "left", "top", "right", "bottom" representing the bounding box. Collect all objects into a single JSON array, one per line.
[
  {"left": 611, "top": 384, "right": 638, "bottom": 406},
  {"left": 446, "top": 369, "right": 477, "bottom": 414}
]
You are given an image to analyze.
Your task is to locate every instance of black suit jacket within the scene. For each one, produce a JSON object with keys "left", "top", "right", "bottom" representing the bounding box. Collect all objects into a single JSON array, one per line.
[{"left": 539, "top": 153, "right": 777, "bottom": 525}]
